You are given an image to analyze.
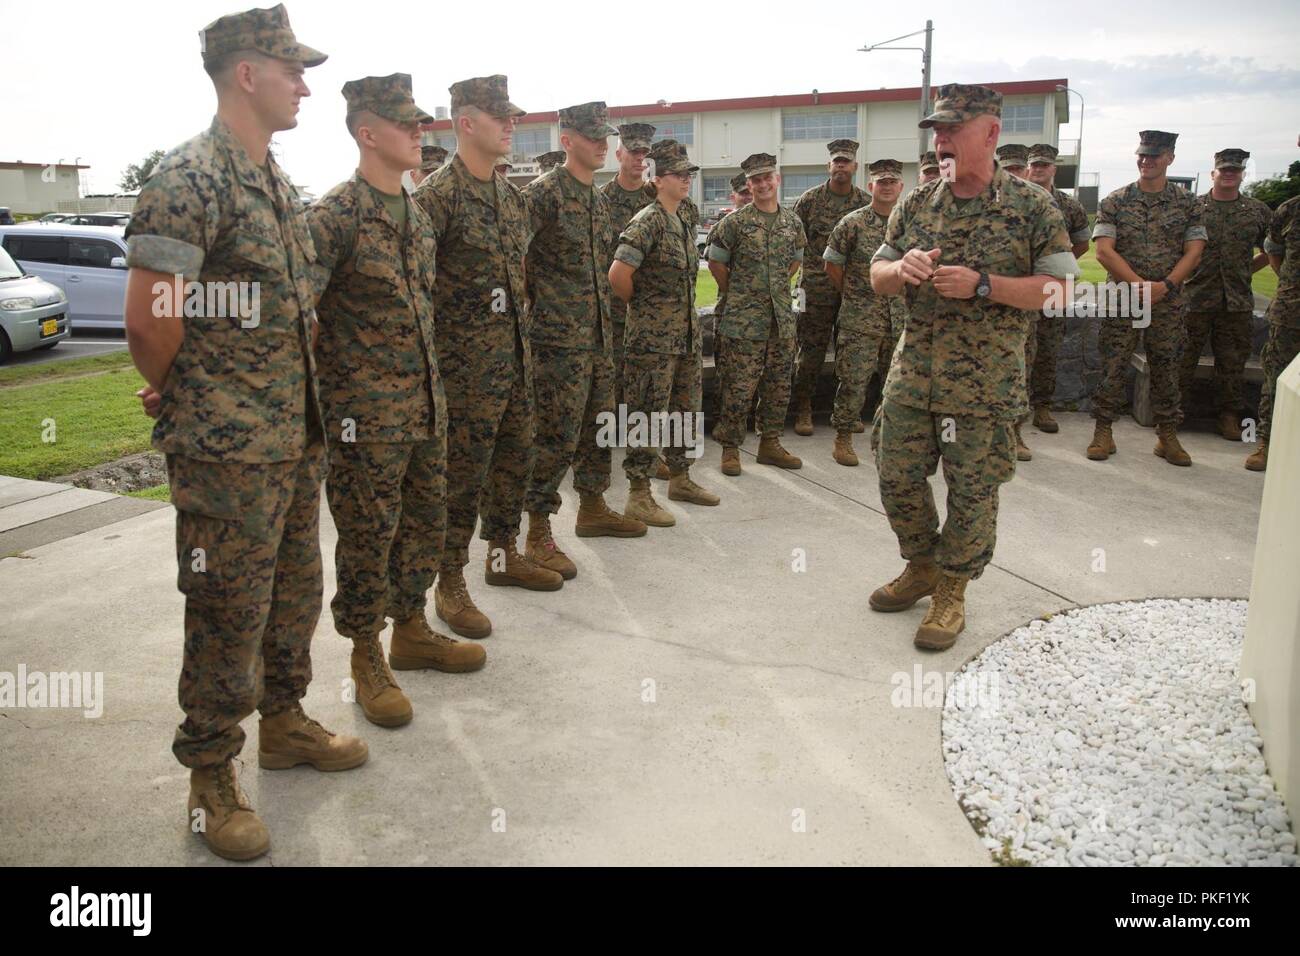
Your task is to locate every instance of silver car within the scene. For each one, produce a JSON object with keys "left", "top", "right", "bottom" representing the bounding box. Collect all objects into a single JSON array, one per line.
[
  {"left": 0, "top": 223, "right": 128, "bottom": 329},
  {"left": 0, "top": 244, "right": 70, "bottom": 363}
]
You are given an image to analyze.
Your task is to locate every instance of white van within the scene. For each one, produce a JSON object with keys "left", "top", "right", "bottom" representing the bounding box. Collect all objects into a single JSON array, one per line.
[{"left": 0, "top": 224, "right": 128, "bottom": 329}]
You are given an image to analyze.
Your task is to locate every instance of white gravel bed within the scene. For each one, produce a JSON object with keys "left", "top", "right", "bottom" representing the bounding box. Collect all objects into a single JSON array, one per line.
[{"left": 942, "top": 598, "right": 1297, "bottom": 867}]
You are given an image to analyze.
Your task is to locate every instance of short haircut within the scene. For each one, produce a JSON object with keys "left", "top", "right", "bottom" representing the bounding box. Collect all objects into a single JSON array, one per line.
[
  {"left": 203, "top": 48, "right": 265, "bottom": 84},
  {"left": 345, "top": 110, "right": 369, "bottom": 138}
]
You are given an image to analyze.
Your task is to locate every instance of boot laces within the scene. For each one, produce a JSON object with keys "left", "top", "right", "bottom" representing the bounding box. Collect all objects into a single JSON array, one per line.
[
  {"left": 442, "top": 570, "right": 470, "bottom": 601},
  {"left": 363, "top": 637, "right": 397, "bottom": 691},
  {"left": 214, "top": 761, "right": 252, "bottom": 811},
  {"left": 288, "top": 702, "right": 331, "bottom": 742}
]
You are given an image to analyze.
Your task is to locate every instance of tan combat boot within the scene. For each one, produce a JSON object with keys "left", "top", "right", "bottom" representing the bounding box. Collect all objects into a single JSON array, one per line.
[
  {"left": 1086, "top": 420, "right": 1116, "bottom": 461},
  {"left": 350, "top": 635, "right": 413, "bottom": 727},
  {"left": 575, "top": 492, "right": 647, "bottom": 538},
  {"left": 1033, "top": 405, "right": 1059, "bottom": 433},
  {"left": 721, "top": 445, "right": 742, "bottom": 476},
  {"left": 435, "top": 568, "right": 492, "bottom": 639},
  {"left": 914, "top": 573, "right": 969, "bottom": 651},
  {"left": 526, "top": 512, "right": 576, "bottom": 580},
  {"left": 869, "top": 559, "right": 940, "bottom": 612},
  {"left": 390, "top": 615, "right": 486, "bottom": 673},
  {"left": 259, "top": 702, "right": 369, "bottom": 771},
  {"left": 1154, "top": 423, "right": 1192, "bottom": 466},
  {"left": 668, "top": 470, "right": 721, "bottom": 506},
  {"left": 833, "top": 431, "right": 859, "bottom": 466},
  {"left": 1245, "top": 440, "right": 1267, "bottom": 472},
  {"left": 654, "top": 457, "right": 672, "bottom": 480},
  {"left": 1218, "top": 411, "right": 1243, "bottom": 441},
  {"left": 794, "top": 399, "right": 814, "bottom": 436},
  {"left": 624, "top": 479, "right": 675, "bottom": 526},
  {"left": 852, "top": 418, "right": 866, "bottom": 434},
  {"left": 756, "top": 435, "right": 802, "bottom": 469},
  {"left": 485, "top": 537, "right": 564, "bottom": 590},
  {"left": 1014, "top": 424, "right": 1033, "bottom": 462},
  {"left": 188, "top": 760, "right": 270, "bottom": 862}
]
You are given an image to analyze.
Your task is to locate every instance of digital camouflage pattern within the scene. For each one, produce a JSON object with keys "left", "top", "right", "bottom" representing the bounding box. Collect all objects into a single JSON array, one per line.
[
  {"left": 615, "top": 199, "right": 700, "bottom": 355},
  {"left": 413, "top": 154, "right": 534, "bottom": 566},
  {"left": 198, "top": 3, "right": 326, "bottom": 67},
  {"left": 1093, "top": 181, "right": 1206, "bottom": 279},
  {"left": 715, "top": 331, "right": 794, "bottom": 445},
  {"left": 1258, "top": 196, "right": 1300, "bottom": 441},
  {"left": 995, "top": 143, "right": 1029, "bottom": 169},
  {"left": 1185, "top": 193, "right": 1271, "bottom": 313},
  {"left": 600, "top": 176, "right": 654, "bottom": 386},
  {"left": 1180, "top": 308, "right": 1253, "bottom": 412},
  {"left": 125, "top": 117, "right": 323, "bottom": 462},
  {"left": 919, "top": 83, "right": 1002, "bottom": 127},
  {"left": 341, "top": 72, "right": 432, "bottom": 124},
  {"left": 558, "top": 101, "right": 618, "bottom": 139},
  {"left": 1136, "top": 130, "right": 1178, "bottom": 155},
  {"left": 873, "top": 169, "right": 1077, "bottom": 420},
  {"left": 168, "top": 443, "right": 324, "bottom": 767},
  {"left": 527, "top": 346, "right": 615, "bottom": 513},
  {"left": 707, "top": 201, "right": 806, "bottom": 340},
  {"left": 1048, "top": 187, "right": 1091, "bottom": 247},
  {"left": 832, "top": 330, "right": 888, "bottom": 433},
  {"left": 448, "top": 74, "right": 525, "bottom": 117},
  {"left": 616, "top": 123, "right": 655, "bottom": 152},
  {"left": 420, "top": 145, "right": 448, "bottom": 172},
  {"left": 1257, "top": 326, "right": 1300, "bottom": 444},
  {"left": 621, "top": 352, "right": 702, "bottom": 480},
  {"left": 534, "top": 150, "right": 565, "bottom": 172},
  {"left": 1030, "top": 316, "right": 1066, "bottom": 407},
  {"left": 1214, "top": 148, "right": 1250, "bottom": 169}
]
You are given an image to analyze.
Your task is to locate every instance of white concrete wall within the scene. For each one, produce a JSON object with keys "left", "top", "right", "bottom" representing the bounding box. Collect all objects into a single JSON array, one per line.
[{"left": 0, "top": 167, "right": 82, "bottom": 215}]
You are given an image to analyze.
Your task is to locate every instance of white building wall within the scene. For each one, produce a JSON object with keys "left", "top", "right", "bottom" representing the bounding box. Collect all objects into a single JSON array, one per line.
[{"left": 0, "top": 167, "right": 82, "bottom": 215}]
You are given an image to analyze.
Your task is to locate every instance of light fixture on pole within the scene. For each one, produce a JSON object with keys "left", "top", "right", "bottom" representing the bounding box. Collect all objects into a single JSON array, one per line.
[
  {"left": 859, "top": 20, "right": 934, "bottom": 159},
  {"left": 1056, "top": 85, "right": 1084, "bottom": 194}
]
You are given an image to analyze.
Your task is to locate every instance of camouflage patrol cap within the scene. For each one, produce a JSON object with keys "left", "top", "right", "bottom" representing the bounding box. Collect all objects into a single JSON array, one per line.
[
  {"left": 827, "top": 139, "right": 860, "bottom": 161},
  {"left": 730, "top": 172, "right": 749, "bottom": 193},
  {"left": 534, "top": 150, "right": 566, "bottom": 172},
  {"left": 1027, "top": 143, "right": 1059, "bottom": 164},
  {"left": 995, "top": 143, "right": 1030, "bottom": 169},
  {"left": 495, "top": 160, "right": 514, "bottom": 173},
  {"left": 342, "top": 73, "right": 432, "bottom": 125},
  {"left": 559, "top": 101, "right": 618, "bottom": 139},
  {"left": 919, "top": 150, "right": 939, "bottom": 172},
  {"left": 199, "top": 4, "right": 326, "bottom": 67},
  {"left": 617, "top": 123, "right": 656, "bottom": 151},
  {"left": 919, "top": 83, "right": 1002, "bottom": 128},
  {"left": 741, "top": 152, "right": 778, "bottom": 178},
  {"left": 1214, "top": 148, "right": 1250, "bottom": 170},
  {"left": 648, "top": 139, "right": 698, "bottom": 176},
  {"left": 868, "top": 158, "right": 902, "bottom": 181},
  {"left": 1136, "top": 130, "right": 1178, "bottom": 155},
  {"left": 449, "top": 75, "right": 525, "bottom": 118},
  {"left": 420, "top": 144, "right": 448, "bottom": 172}
]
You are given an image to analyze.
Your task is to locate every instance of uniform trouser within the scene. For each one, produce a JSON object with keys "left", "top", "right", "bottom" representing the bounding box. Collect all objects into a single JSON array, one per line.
[
  {"left": 872, "top": 400, "right": 1017, "bottom": 579},
  {"left": 443, "top": 347, "right": 535, "bottom": 569},
  {"left": 167, "top": 439, "right": 325, "bottom": 769},
  {"left": 792, "top": 298, "right": 839, "bottom": 406},
  {"left": 831, "top": 328, "right": 887, "bottom": 432},
  {"left": 1019, "top": 318, "right": 1039, "bottom": 425},
  {"left": 1029, "top": 316, "right": 1065, "bottom": 408},
  {"left": 1092, "top": 302, "right": 1186, "bottom": 426},
  {"left": 1179, "top": 309, "right": 1253, "bottom": 412},
  {"left": 1258, "top": 324, "right": 1300, "bottom": 443},
  {"left": 326, "top": 438, "right": 446, "bottom": 640},
  {"left": 526, "top": 344, "right": 614, "bottom": 514},
  {"left": 612, "top": 312, "right": 627, "bottom": 406},
  {"left": 715, "top": 327, "right": 795, "bottom": 445},
  {"left": 621, "top": 349, "right": 702, "bottom": 480}
]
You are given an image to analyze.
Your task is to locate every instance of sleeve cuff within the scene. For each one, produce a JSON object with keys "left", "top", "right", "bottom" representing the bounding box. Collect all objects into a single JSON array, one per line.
[
  {"left": 1265, "top": 237, "right": 1285, "bottom": 255},
  {"left": 1033, "top": 251, "right": 1081, "bottom": 280},
  {"left": 792, "top": 249, "right": 804, "bottom": 262},
  {"left": 822, "top": 246, "right": 847, "bottom": 267},
  {"left": 1069, "top": 228, "right": 1092, "bottom": 245},
  {"left": 126, "top": 234, "right": 204, "bottom": 280},
  {"left": 1091, "top": 223, "right": 1117, "bottom": 240},
  {"left": 1184, "top": 226, "right": 1209, "bottom": 243},
  {"left": 614, "top": 244, "right": 644, "bottom": 268},
  {"left": 707, "top": 244, "right": 731, "bottom": 264},
  {"left": 870, "top": 243, "right": 902, "bottom": 263}
]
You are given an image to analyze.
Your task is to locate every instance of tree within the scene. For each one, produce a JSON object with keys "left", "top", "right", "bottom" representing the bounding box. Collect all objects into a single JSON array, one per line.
[
  {"left": 118, "top": 150, "right": 166, "bottom": 193},
  {"left": 1246, "top": 160, "right": 1300, "bottom": 209}
]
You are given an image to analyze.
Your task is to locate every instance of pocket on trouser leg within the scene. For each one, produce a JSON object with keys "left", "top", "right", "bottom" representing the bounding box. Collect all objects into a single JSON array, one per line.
[{"left": 986, "top": 421, "right": 1019, "bottom": 486}]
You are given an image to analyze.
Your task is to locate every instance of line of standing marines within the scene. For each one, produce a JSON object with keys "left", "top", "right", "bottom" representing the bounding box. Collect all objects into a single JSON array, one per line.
[{"left": 121, "top": 6, "right": 1297, "bottom": 862}]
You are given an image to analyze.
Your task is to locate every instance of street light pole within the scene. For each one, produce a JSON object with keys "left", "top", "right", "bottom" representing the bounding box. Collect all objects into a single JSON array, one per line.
[
  {"left": 860, "top": 20, "right": 934, "bottom": 160},
  {"left": 1056, "top": 85, "right": 1084, "bottom": 195}
]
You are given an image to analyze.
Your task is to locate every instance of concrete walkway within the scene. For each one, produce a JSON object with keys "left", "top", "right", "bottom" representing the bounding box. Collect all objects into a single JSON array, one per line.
[{"left": 0, "top": 412, "right": 1263, "bottom": 866}]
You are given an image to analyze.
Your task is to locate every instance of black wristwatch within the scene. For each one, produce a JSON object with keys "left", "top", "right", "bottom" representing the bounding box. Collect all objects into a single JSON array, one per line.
[
  {"left": 1163, "top": 278, "right": 1180, "bottom": 295},
  {"left": 976, "top": 272, "right": 992, "bottom": 299}
]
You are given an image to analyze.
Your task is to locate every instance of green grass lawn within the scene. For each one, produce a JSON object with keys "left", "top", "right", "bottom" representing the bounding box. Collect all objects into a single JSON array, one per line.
[
  {"left": 128, "top": 484, "right": 171, "bottom": 501},
  {"left": 0, "top": 352, "right": 152, "bottom": 480}
]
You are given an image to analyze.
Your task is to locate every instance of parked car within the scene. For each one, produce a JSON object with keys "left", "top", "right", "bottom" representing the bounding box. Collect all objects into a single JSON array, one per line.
[
  {"left": 0, "top": 207, "right": 15, "bottom": 226},
  {"left": 0, "top": 224, "right": 128, "bottom": 329},
  {"left": 64, "top": 212, "right": 131, "bottom": 227},
  {"left": 0, "top": 244, "right": 71, "bottom": 363},
  {"left": 38, "top": 213, "right": 73, "bottom": 223}
]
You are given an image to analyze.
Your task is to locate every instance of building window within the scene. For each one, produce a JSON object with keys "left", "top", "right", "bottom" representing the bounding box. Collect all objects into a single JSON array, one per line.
[
  {"left": 703, "top": 176, "right": 733, "bottom": 202},
  {"left": 781, "top": 172, "right": 826, "bottom": 202},
  {"left": 512, "top": 128, "right": 552, "bottom": 163},
  {"left": 651, "top": 120, "right": 694, "bottom": 146},
  {"left": 1002, "top": 103, "right": 1044, "bottom": 134},
  {"left": 782, "top": 111, "right": 857, "bottom": 142}
]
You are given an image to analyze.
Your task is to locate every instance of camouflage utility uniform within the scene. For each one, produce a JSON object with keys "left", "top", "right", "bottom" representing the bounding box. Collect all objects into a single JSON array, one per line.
[
  {"left": 1030, "top": 186, "right": 1090, "bottom": 408},
  {"left": 1258, "top": 196, "right": 1300, "bottom": 447}
]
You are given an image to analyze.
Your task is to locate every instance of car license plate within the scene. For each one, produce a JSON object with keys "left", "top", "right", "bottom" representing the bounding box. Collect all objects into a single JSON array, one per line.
[{"left": 41, "top": 318, "right": 60, "bottom": 337}]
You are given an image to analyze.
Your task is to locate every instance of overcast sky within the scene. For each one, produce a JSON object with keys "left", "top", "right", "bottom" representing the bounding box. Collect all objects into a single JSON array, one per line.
[{"left": 4, "top": 0, "right": 1297, "bottom": 199}]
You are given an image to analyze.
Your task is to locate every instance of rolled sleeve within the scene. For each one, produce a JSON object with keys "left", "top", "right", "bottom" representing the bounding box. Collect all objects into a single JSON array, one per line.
[
  {"left": 125, "top": 233, "right": 205, "bottom": 279},
  {"left": 1183, "top": 225, "right": 1208, "bottom": 243},
  {"left": 707, "top": 243, "right": 731, "bottom": 264},
  {"left": 1033, "top": 251, "right": 1081, "bottom": 280},
  {"left": 1069, "top": 226, "right": 1092, "bottom": 246},
  {"left": 791, "top": 247, "right": 804, "bottom": 262},
  {"left": 124, "top": 165, "right": 215, "bottom": 279},
  {"left": 821, "top": 246, "right": 847, "bottom": 267},
  {"left": 1092, "top": 222, "right": 1117, "bottom": 240},
  {"left": 615, "top": 243, "right": 644, "bottom": 268},
  {"left": 1264, "top": 236, "right": 1285, "bottom": 255},
  {"left": 871, "top": 243, "right": 903, "bottom": 263}
]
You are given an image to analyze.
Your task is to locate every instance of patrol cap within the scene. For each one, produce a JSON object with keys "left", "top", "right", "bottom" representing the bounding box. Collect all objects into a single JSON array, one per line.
[
  {"left": 919, "top": 150, "right": 940, "bottom": 172},
  {"left": 420, "top": 144, "right": 448, "bottom": 172},
  {"left": 559, "top": 101, "right": 618, "bottom": 139},
  {"left": 827, "top": 139, "right": 860, "bottom": 161},
  {"left": 1027, "top": 143, "right": 1059, "bottom": 164},
  {"left": 741, "top": 152, "right": 778, "bottom": 178},
  {"left": 449, "top": 74, "right": 525, "bottom": 118},
  {"left": 1137, "top": 130, "right": 1178, "bottom": 156},
  {"left": 1214, "top": 148, "right": 1250, "bottom": 170},
  {"left": 617, "top": 123, "right": 656, "bottom": 152},
  {"left": 919, "top": 83, "right": 1002, "bottom": 129},
  {"left": 199, "top": 4, "right": 326, "bottom": 67},
  {"left": 342, "top": 73, "right": 432, "bottom": 125},
  {"left": 730, "top": 172, "right": 749, "bottom": 193},
  {"left": 534, "top": 150, "right": 566, "bottom": 172},
  {"left": 648, "top": 139, "right": 698, "bottom": 175},
  {"left": 868, "top": 158, "right": 902, "bottom": 181},
  {"left": 995, "top": 143, "right": 1030, "bottom": 169}
]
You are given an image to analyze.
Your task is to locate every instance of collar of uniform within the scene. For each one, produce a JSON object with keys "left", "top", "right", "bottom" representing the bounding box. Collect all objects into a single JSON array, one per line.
[
  {"left": 210, "top": 116, "right": 273, "bottom": 193},
  {"left": 450, "top": 152, "right": 498, "bottom": 204},
  {"left": 737, "top": 202, "right": 784, "bottom": 230},
  {"left": 927, "top": 167, "right": 1008, "bottom": 216},
  {"left": 822, "top": 180, "right": 865, "bottom": 202},
  {"left": 1127, "top": 180, "right": 1176, "bottom": 204},
  {"left": 555, "top": 164, "right": 594, "bottom": 201},
  {"left": 351, "top": 170, "right": 405, "bottom": 234}
]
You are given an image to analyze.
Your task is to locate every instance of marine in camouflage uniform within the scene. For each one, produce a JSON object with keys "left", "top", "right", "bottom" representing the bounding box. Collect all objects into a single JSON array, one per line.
[
  {"left": 1026, "top": 143, "right": 1092, "bottom": 432},
  {"left": 709, "top": 171, "right": 752, "bottom": 426},
  {"left": 1090, "top": 130, "right": 1207, "bottom": 465},
  {"left": 309, "top": 74, "right": 484, "bottom": 730},
  {"left": 601, "top": 123, "right": 657, "bottom": 395},
  {"left": 822, "top": 158, "right": 906, "bottom": 466},
  {"left": 995, "top": 142, "right": 1041, "bottom": 460},
  {"left": 520, "top": 102, "right": 646, "bottom": 579},
  {"left": 917, "top": 151, "right": 941, "bottom": 185},
  {"left": 1249, "top": 194, "right": 1300, "bottom": 472},
  {"left": 533, "top": 150, "right": 566, "bottom": 173},
  {"left": 123, "top": 4, "right": 364, "bottom": 862},
  {"left": 409, "top": 143, "right": 447, "bottom": 190},
  {"left": 413, "top": 74, "right": 563, "bottom": 642},
  {"left": 869, "top": 84, "right": 1079, "bottom": 651},
  {"left": 791, "top": 139, "right": 872, "bottom": 434},
  {"left": 1181, "top": 148, "right": 1272, "bottom": 439}
]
